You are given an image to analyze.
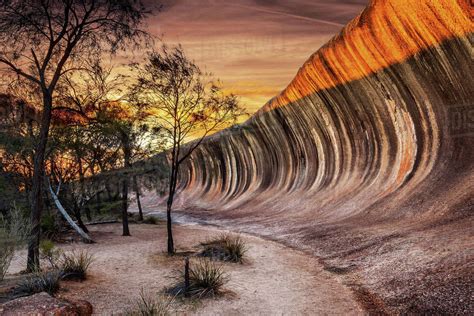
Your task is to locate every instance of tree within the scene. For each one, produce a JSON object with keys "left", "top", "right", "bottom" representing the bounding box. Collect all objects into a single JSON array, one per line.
[
  {"left": 56, "top": 61, "right": 161, "bottom": 236},
  {"left": 131, "top": 46, "right": 246, "bottom": 254},
  {"left": 0, "top": 94, "right": 37, "bottom": 213},
  {"left": 0, "top": 0, "right": 151, "bottom": 271}
]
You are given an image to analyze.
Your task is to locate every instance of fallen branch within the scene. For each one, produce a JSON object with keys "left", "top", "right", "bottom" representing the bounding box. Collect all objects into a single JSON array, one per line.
[{"left": 48, "top": 182, "right": 95, "bottom": 244}]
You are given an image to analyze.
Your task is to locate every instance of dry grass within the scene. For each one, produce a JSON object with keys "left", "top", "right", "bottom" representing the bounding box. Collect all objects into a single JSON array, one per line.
[
  {"left": 13, "top": 270, "right": 61, "bottom": 296},
  {"left": 60, "top": 250, "right": 94, "bottom": 281},
  {"left": 126, "top": 288, "right": 173, "bottom": 316},
  {"left": 169, "top": 259, "right": 228, "bottom": 299},
  {"left": 199, "top": 233, "right": 247, "bottom": 263}
]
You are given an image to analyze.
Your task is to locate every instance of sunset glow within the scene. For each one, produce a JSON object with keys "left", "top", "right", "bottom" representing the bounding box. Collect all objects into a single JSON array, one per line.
[{"left": 143, "top": 0, "right": 367, "bottom": 113}]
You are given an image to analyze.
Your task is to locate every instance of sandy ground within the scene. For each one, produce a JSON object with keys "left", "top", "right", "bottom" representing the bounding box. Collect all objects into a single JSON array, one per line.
[{"left": 8, "top": 222, "right": 363, "bottom": 315}]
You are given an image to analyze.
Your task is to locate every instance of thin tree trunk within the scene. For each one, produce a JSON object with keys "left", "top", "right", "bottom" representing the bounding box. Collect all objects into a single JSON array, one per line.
[
  {"left": 105, "top": 184, "right": 113, "bottom": 202},
  {"left": 49, "top": 183, "right": 94, "bottom": 243},
  {"left": 73, "top": 201, "right": 89, "bottom": 233},
  {"left": 133, "top": 175, "right": 143, "bottom": 221},
  {"left": 77, "top": 156, "right": 91, "bottom": 229},
  {"left": 166, "top": 195, "right": 174, "bottom": 254},
  {"left": 166, "top": 162, "right": 179, "bottom": 254},
  {"left": 96, "top": 190, "right": 102, "bottom": 213},
  {"left": 121, "top": 178, "right": 130, "bottom": 236},
  {"left": 27, "top": 93, "right": 53, "bottom": 272},
  {"left": 121, "top": 132, "right": 132, "bottom": 236},
  {"left": 84, "top": 206, "right": 92, "bottom": 222}
]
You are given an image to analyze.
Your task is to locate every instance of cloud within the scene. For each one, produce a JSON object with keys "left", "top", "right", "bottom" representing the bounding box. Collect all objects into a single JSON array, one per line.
[{"left": 140, "top": 0, "right": 366, "bottom": 113}]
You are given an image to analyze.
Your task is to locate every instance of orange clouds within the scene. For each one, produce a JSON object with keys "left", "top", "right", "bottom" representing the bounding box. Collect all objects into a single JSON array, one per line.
[{"left": 143, "top": 0, "right": 366, "bottom": 114}]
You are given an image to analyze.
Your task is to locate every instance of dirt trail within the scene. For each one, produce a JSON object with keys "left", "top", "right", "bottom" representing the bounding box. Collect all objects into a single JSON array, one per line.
[{"left": 8, "top": 222, "right": 363, "bottom": 315}]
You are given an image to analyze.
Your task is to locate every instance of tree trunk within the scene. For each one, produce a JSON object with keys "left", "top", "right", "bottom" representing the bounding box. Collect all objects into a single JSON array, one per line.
[
  {"left": 166, "top": 163, "right": 179, "bottom": 254},
  {"left": 166, "top": 194, "right": 174, "bottom": 254},
  {"left": 27, "top": 93, "right": 53, "bottom": 272},
  {"left": 77, "top": 157, "right": 91, "bottom": 229},
  {"left": 105, "top": 183, "right": 113, "bottom": 202},
  {"left": 73, "top": 201, "right": 89, "bottom": 233},
  {"left": 133, "top": 175, "right": 143, "bottom": 221},
  {"left": 96, "top": 190, "right": 102, "bottom": 213},
  {"left": 121, "top": 132, "right": 132, "bottom": 236},
  {"left": 121, "top": 178, "right": 130, "bottom": 236},
  {"left": 49, "top": 184, "right": 94, "bottom": 243},
  {"left": 84, "top": 206, "right": 92, "bottom": 222}
]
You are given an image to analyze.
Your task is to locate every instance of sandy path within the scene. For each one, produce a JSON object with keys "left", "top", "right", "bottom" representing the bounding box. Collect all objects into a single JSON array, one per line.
[{"left": 10, "top": 222, "right": 363, "bottom": 315}]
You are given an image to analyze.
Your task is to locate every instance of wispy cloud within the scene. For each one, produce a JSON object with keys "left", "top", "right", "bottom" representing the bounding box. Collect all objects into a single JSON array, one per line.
[{"left": 141, "top": 0, "right": 365, "bottom": 113}]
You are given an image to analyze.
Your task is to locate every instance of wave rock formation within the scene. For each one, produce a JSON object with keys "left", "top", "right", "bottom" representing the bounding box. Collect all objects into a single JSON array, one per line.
[{"left": 172, "top": 0, "right": 472, "bottom": 313}]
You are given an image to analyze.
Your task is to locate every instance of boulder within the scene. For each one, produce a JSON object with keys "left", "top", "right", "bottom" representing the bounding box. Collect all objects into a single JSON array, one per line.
[{"left": 0, "top": 292, "right": 92, "bottom": 316}]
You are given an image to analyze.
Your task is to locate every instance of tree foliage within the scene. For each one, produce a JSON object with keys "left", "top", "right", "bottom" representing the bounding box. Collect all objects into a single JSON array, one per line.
[
  {"left": 0, "top": 0, "right": 152, "bottom": 270},
  {"left": 131, "top": 45, "right": 247, "bottom": 253}
]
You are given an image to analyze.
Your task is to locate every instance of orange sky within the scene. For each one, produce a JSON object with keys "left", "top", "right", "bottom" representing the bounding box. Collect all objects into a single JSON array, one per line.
[{"left": 139, "top": 0, "right": 367, "bottom": 114}]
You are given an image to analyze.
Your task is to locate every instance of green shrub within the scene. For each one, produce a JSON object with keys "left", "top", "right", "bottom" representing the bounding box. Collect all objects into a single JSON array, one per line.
[
  {"left": 40, "top": 239, "right": 62, "bottom": 269},
  {"left": 40, "top": 213, "right": 59, "bottom": 240},
  {"left": 60, "top": 250, "right": 94, "bottom": 281},
  {"left": 143, "top": 216, "right": 159, "bottom": 225},
  {"left": 200, "top": 233, "right": 247, "bottom": 263},
  {"left": 14, "top": 270, "right": 61, "bottom": 296},
  {"left": 170, "top": 259, "right": 228, "bottom": 298},
  {"left": 127, "top": 289, "right": 172, "bottom": 316}
]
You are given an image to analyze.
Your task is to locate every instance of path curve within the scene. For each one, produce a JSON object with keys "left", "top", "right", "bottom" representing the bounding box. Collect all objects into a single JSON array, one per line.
[{"left": 45, "top": 222, "right": 363, "bottom": 315}]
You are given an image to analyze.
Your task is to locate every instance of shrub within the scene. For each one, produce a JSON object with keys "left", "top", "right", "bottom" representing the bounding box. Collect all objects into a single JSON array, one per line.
[
  {"left": 200, "top": 233, "right": 247, "bottom": 263},
  {"left": 0, "top": 244, "right": 14, "bottom": 282},
  {"left": 143, "top": 216, "right": 159, "bottom": 225},
  {"left": 127, "top": 289, "right": 172, "bottom": 316},
  {"left": 14, "top": 270, "right": 61, "bottom": 296},
  {"left": 60, "top": 250, "right": 94, "bottom": 281},
  {"left": 170, "top": 259, "right": 228, "bottom": 298},
  {"left": 40, "top": 213, "right": 59, "bottom": 240},
  {"left": 0, "top": 204, "right": 30, "bottom": 281},
  {"left": 40, "top": 239, "right": 62, "bottom": 269}
]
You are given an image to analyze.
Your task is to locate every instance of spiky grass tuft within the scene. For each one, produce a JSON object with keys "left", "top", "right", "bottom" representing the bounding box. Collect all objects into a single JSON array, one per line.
[
  {"left": 200, "top": 233, "right": 247, "bottom": 263},
  {"left": 170, "top": 259, "right": 228, "bottom": 299},
  {"left": 60, "top": 250, "right": 94, "bottom": 281},
  {"left": 14, "top": 270, "right": 61, "bottom": 296},
  {"left": 127, "top": 288, "right": 173, "bottom": 316}
]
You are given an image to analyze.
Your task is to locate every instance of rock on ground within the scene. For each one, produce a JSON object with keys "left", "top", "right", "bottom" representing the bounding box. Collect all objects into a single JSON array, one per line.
[{"left": 0, "top": 292, "right": 92, "bottom": 316}]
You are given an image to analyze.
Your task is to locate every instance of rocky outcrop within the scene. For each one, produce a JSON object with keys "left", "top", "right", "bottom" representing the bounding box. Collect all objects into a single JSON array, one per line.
[
  {"left": 172, "top": 0, "right": 473, "bottom": 313},
  {"left": 0, "top": 292, "right": 93, "bottom": 316}
]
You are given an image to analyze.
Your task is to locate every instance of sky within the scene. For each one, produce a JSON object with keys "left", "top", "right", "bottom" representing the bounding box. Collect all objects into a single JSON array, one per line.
[{"left": 142, "top": 0, "right": 367, "bottom": 114}]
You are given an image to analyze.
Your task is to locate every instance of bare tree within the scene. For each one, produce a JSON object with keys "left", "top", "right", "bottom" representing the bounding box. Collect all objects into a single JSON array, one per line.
[
  {"left": 0, "top": 0, "right": 152, "bottom": 270},
  {"left": 131, "top": 45, "right": 246, "bottom": 254}
]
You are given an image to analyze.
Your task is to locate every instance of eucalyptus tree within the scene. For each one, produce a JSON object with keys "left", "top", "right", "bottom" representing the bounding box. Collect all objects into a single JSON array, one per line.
[
  {"left": 131, "top": 46, "right": 246, "bottom": 254},
  {"left": 0, "top": 0, "right": 152, "bottom": 270},
  {"left": 56, "top": 61, "right": 162, "bottom": 236}
]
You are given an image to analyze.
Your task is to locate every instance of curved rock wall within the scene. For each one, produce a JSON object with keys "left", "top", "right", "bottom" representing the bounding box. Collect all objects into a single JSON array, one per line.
[{"left": 175, "top": 0, "right": 473, "bottom": 313}]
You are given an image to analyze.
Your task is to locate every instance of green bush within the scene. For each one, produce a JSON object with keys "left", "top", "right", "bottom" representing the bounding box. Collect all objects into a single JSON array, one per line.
[
  {"left": 14, "top": 270, "right": 61, "bottom": 296},
  {"left": 200, "top": 233, "right": 247, "bottom": 263},
  {"left": 40, "top": 239, "right": 62, "bottom": 269},
  {"left": 143, "top": 216, "right": 159, "bottom": 225},
  {"left": 60, "top": 250, "right": 94, "bottom": 281},
  {"left": 40, "top": 213, "right": 59, "bottom": 240}
]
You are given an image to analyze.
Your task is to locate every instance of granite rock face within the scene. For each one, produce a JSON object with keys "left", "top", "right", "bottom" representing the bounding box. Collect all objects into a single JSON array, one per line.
[{"left": 174, "top": 0, "right": 473, "bottom": 313}]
